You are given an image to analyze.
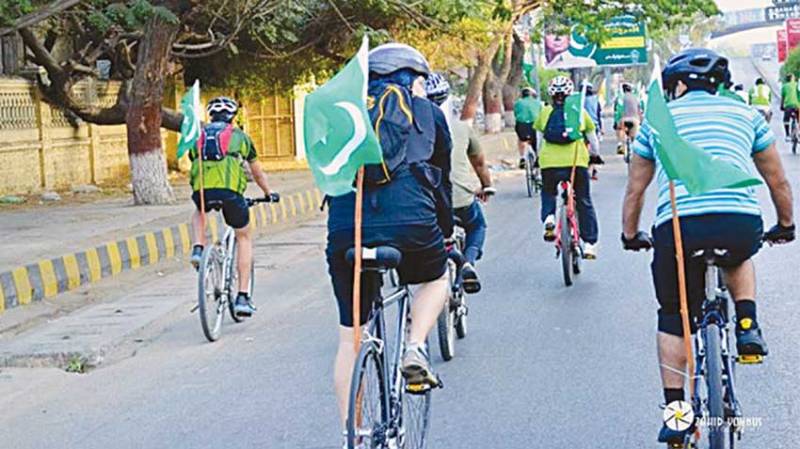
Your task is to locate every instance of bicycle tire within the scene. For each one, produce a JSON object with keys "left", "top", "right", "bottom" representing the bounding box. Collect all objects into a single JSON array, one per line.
[
  {"left": 437, "top": 283, "right": 456, "bottom": 361},
  {"left": 347, "top": 341, "right": 388, "bottom": 449},
  {"left": 793, "top": 138, "right": 798, "bottom": 155},
  {"left": 705, "top": 324, "right": 729, "bottom": 449},
  {"left": 401, "top": 344, "right": 432, "bottom": 449},
  {"left": 560, "top": 205, "right": 573, "bottom": 287},
  {"left": 525, "top": 157, "right": 534, "bottom": 198},
  {"left": 455, "top": 294, "right": 468, "bottom": 339},
  {"left": 198, "top": 246, "right": 224, "bottom": 342},
  {"left": 227, "top": 240, "right": 243, "bottom": 323}
]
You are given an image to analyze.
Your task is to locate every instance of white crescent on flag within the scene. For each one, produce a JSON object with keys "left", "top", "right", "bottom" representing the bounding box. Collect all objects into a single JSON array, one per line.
[{"left": 318, "top": 101, "right": 367, "bottom": 176}]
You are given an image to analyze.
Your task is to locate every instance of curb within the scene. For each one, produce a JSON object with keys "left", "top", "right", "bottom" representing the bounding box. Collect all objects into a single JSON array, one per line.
[{"left": 0, "top": 187, "right": 325, "bottom": 316}]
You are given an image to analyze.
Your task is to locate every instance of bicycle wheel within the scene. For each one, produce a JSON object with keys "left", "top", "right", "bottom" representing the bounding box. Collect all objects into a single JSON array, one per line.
[
  {"left": 437, "top": 263, "right": 457, "bottom": 361},
  {"left": 226, "top": 240, "right": 244, "bottom": 323},
  {"left": 401, "top": 345, "right": 432, "bottom": 449},
  {"left": 525, "top": 156, "right": 534, "bottom": 197},
  {"left": 347, "top": 341, "right": 388, "bottom": 449},
  {"left": 793, "top": 136, "right": 798, "bottom": 155},
  {"left": 198, "top": 246, "right": 225, "bottom": 342},
  {"left": 560, "top": 206, "right": 573, "bottom": 287},
  {"left": 705, "top": 324, "right": 729, "bottom": 449},
  {"left": 455, "top": 294, "right": 468, "bottom": 339}
]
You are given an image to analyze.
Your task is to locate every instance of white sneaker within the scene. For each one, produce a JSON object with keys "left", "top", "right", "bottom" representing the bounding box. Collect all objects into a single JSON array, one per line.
[
  {"left": 543, "top": 215, "right": 556, "bottom": 241},
  {"left": 584, "top": 242, "right": 598, "bottom": 259}
]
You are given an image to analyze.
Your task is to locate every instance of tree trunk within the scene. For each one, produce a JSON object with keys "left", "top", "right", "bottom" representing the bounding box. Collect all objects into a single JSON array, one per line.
[
  {"left": 503, "top": 35, "right": 525, "bottom": 126},
  {"left": 483, "top": 71, "right": 504, "bottom": 134},
  {"left": 125, "top": 15, "right": 178, "bottom": 205},
  {"left": 461, "top": 36, "right": 503, "bottom": 122}
]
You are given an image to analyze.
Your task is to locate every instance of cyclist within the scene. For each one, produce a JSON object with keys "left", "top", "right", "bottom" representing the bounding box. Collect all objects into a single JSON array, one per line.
[
  {"left": 514, "top": 87, "right": 543, "bottom": 168},
  {"left": 749, "top": 77, "right": 772, "bottom": 122},
  {"left": 426, "top": 72, "right": 493, "bottom": 293},
  {"left": 616, "top": 82, "right": 643, "bottom": 155},
  {"left": 325, "top": 43, "right": 452, "bottom": 436},
  {"left": 780, "top": 73, "right": 799, "bottom": 141},
  {"left": 622, "top": 48, "right": 795, "bottom": 445},
  {"left": 533, "top": 76, "right": 600, "bottom": 259},
  {"left": 582, "top": 81, "right": 604, "bottom": 180},
  {"left": 188, "top": 97, "right": 275, "bottom": 318}
]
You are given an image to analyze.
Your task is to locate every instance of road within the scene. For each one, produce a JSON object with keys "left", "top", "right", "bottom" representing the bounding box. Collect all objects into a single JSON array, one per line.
[{"left": 2, "top": 58, "right": 799, "bottom": 449}]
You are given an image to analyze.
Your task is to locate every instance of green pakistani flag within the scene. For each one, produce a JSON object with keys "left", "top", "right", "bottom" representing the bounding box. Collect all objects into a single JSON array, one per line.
[
  {"left": 644, "top": 81, "right": 762, "bottom": 195},
  {"left": 177, "top": 80, "right": 202, "bottom": 159},
  {"left": 564, "top": 82, "right": 586, "bottom": 141},
  {"left": 304, "top": 37, "right": 382, "bottom": 196}
]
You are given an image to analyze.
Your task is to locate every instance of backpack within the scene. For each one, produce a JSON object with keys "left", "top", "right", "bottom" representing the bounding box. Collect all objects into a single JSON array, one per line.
[
  {"left": 198, "top": 121, "right": 235, "bottom": 161},
  {"left": 543, "top": 104, "right": 577, "bottom": 144},
  {"left": 364, "top": 81, "right": 415, "bottom": 185}
]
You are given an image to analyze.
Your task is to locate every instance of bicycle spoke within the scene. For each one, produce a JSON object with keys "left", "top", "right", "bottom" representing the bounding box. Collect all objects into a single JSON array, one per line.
[{"left": 401, "top": 380, "right": 431, "bottom": 449}]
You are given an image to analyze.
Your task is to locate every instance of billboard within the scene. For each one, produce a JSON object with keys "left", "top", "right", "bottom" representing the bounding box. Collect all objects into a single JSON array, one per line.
[
  {"left": 779, "top": 29, "right": 788, "bottom": 62},
  {"left": 545, "top": 15, "right": 647, "bottom": 69},
  {"left": 787, "top": 18, "right": 800, "bottom": 50}
]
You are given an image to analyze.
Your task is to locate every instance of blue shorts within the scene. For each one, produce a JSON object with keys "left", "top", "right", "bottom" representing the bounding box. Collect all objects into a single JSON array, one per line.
[
  {"left": 651, "top": 213, "right": 763, "bottom": 336},
  {"left": 191, "top": 189, "right": 249, "bottom": 229},
  {"left": 326, "top": 225, "right": 447, "bottom": 327}
]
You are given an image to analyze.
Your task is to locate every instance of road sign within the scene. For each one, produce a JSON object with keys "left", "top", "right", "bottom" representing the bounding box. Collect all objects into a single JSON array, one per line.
[
  {"left": 787, "top": 18, "right": 800, "bottom": 50},
  {"left": 545, "top": 15, "right": 647, "bottom": 69},
  {"left": 779, "top": 29, "right": 788, "bottom": 62},
  {"left": 766, "top": 3, "right": 800, "bottom": 22}
]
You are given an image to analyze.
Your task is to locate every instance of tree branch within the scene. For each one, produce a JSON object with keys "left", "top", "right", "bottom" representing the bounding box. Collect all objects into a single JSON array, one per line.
[{"left": 0, "top": 0, "right": 81, "bottom": 36}]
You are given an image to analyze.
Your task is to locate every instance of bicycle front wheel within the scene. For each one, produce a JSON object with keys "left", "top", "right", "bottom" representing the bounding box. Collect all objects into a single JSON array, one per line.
[
  {"left": 437, "top": 263, "right": 457, "bottom": 361},
  {"left": 560, "top": 206, "right": 573, "bottom": 287},
  {"left": 347, "top": 341, "right": 388, "bottom": 449},
  {"left": 401, "top": 351, "right": 432, "bottom": 449},
  {"left": 704, "top": 324, "right": 730, "bottom": 449},
  {"left": 198, "top": 246, "right": 225, "bottom": 342}
]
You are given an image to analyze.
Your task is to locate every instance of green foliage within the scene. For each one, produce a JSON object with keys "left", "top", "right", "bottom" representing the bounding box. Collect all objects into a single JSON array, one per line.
[
  {"left": 0, "top": 0, "right": 34, "bottom": 26},
  {"left": 781, "top": 47, "right": 800, "bottom": 79}
]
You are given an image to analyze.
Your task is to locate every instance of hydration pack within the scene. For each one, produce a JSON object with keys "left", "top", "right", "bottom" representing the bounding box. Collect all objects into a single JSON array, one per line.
[
  {"left": 543, "top": 104, "right": 577, "bottom": 144},
  {"left": 364, "top": 82, "right": 415, "bottom": 185},
  {"left": 198, "top": 122, "right": 234, "bottom": 161}
]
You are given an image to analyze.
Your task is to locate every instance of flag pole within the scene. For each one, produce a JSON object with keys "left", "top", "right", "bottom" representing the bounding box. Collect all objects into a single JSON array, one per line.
[
  {"left": 352, "top": 166, "right": 365, "bottom": 352},
  {"left": 669, "top": 181, "right": 695, "bottom": 400},
  {"left": 197, "top": 84, "right": 207, "bottom": 248}
]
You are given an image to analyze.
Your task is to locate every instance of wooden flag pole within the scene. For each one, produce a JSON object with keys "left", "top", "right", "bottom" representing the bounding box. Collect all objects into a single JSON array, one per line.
[
  {"left": 669, "top": 181, "right": 695, "bottom": 400},
  {"left": 198, "top": 148, "right": 207, "bottom": 247},
  {"left": 352, "top": 166, "right": 365, "bottom": 352}
]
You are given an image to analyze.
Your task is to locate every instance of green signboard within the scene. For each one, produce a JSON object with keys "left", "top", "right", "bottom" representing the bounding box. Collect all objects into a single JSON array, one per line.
[{"left": 545, "top": 15, "right": 648, "bottom": 68}]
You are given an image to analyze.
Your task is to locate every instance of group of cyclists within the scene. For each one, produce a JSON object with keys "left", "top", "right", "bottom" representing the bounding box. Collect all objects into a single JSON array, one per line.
[{"left": 183, "top": 42, "right": 796, "bottom": 447}]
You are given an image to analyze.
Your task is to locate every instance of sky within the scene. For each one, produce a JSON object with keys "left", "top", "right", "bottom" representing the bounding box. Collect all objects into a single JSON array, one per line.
[{"left": 715, "top": 0, "right": 772, "bottom": 11}]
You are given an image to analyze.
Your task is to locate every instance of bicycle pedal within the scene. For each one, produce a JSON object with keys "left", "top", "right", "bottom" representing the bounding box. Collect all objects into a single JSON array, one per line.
[
  {"left": 405, "top": 383, "right": 431, "bottom": 395},
  {"left": 736, "top": 354, "right": 763, "bottom": 364}
]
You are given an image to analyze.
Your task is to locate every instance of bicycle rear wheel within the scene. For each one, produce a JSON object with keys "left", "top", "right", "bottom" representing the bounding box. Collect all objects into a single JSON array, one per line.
[
  {"left": 705, "top": 324, "right": 730, "bottom": 449},
  {"left": 437, "top": 262, "right": 457, "bottom": 361},
  {"left": 401, "top": 347, "right": 432, "bottom": 449},
  {"left": 198, "top": 246, "right": 225, "bottom": 342},
  {"left": 560, "top": 206, "right": 573, "bottom": 287},
  {"left": 347, "top": 342, "right": 388, "bottom": 449}
]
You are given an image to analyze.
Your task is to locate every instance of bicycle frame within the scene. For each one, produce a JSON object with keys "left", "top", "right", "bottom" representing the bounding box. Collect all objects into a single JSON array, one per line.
[{"left": 553, "top": 181, "right": 580, "bottom": 257}]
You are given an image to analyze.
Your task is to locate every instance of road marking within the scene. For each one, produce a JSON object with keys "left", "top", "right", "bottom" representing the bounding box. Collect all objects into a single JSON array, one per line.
[
  {"left": 38, "top": 260, "right": 58, "bottom": 298},
  {"left": 306, "top": 190, "right": 315, "bottom": 214},
  {"left": 270, "top": 203, "right": 278, "bottom": 223},
  {"left": 62, "top": 254, "right": 81, "bottom": 290},
  {"left": 178, "top": 224, "right": 191, "bottom": 254},
  {"left": 162, "top": 228, "right": 175, "bottom": 259},
  {"left": 0, "top": 286, "right": 4, "bottom": 313},
  {"left": 106, "top": 242, "right": 122, "bottom": 275},
  {"left": 258, "top": 203, "right": 267, "bottom": 227},
  {"left": 12, "top": 266, "right": 33, "bottom": 305},
  {"left": 288, "top": 195, "right": 297, "bottom": 216},
  {"left": 145, "top": 233, "right": 159, "bottom": 265},
  {"left": 125, "top": 238, "right": 140, "bottom": 269},
  {"left": 314, "top": 189, "right": 322, "bottom": 208},
  {"left": 85, "top": 249, "right": 102, "bottom": 282},
  {"left": 209, "top": 215, "right": 219, "bottom": 243},
  {"left": 280, "top": 201, "right": 288, "bottom": 221}
]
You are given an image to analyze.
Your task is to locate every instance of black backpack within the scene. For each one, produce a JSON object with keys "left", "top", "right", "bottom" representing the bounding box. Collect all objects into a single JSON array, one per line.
[
  {"left": 543, "top": 104, "right": 577, "bottom": 144},
  {"left": 364, "top": 81, "right": 415, "bottom": 185}
]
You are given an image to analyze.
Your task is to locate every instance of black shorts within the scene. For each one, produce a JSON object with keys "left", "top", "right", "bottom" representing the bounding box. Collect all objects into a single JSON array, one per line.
[
  {"left": 191, "top": 189, "right": 249, "bottom": 229},
  {"left": 515, "top": 122, "right": 535, "bottom": 143},
  {"left": 783, "top": 107, "right": 798, "bottom": 123},
  {"left": 651, "top": 213, "right": 763, "bottom": 336},
  {"left": 327, "top": 224, "right": 447, "bottom": 327}
]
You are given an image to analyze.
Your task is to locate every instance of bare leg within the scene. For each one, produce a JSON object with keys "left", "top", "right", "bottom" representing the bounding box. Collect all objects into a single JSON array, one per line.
[
  {"left": 518, "top": 140, "right": 527, "bottom": 159},
  {"left": 334, "top": 326, "right": 357, "bottom": 427},
  {"left": 723, "top": 259, "right": 756, "bottom": 301},
  {"left": 658, "top": 331, "right": 688, "bottom": 390},
  {"left": 407, "top": 274, "right": 448, "bottom": 346},
  {"left": 192, "top": 210, "right": 206, "bottom": 247},
  {"left": 234, "top": 227, "right": 252, "bottom": 292}
]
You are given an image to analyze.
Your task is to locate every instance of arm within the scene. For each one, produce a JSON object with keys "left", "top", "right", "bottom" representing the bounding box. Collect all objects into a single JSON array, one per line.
[
  {"left": 622, "top": 153, "right": 656, "bottom": 239},
  {"left": 753, "top": 144, "right": 794, "bottom": 227},
  {"left": 247, "top": 160, "right": 272, "bottom": 196}
]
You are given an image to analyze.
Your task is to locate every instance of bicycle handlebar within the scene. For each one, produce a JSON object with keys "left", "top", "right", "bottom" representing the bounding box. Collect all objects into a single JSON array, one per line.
[{"left": 246, "top": 192, "right": 280, "bottom": 207}]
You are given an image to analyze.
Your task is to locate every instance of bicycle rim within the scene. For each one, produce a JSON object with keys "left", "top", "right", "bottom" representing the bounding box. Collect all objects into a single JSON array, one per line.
[
  {"left": 560, "top": 207, "right": 573, "bottom": 287},
  {"left": 347, "top": 343, "right": 388, "bottom": 449},
  {"left": 198, "top": 247, "right": 224, "bottom": 342},
  {"left": 705, "top": 324, "right": 729, "bottom": 449}
]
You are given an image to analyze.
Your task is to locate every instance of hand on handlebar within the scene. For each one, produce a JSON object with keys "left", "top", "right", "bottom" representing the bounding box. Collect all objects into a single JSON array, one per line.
[
  {"left": 763, "top": 223, "right": 795, "bottom": 245},
  {"left": 621, "top": 231, "right": 653, "bottom": 251},
  {"left": 475, "top": 186, "right": 496, "bottom": 203}
]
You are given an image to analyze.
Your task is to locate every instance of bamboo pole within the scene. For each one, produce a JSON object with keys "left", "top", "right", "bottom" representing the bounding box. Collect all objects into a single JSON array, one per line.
[
  {"left": 352, "top": 166, "right": 365, "bottom": 352},
  {"left": 669, "top": 181, "right": 695, "bottom": 399}
]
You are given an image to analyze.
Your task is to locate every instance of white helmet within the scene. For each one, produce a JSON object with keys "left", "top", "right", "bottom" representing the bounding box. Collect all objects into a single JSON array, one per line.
[
  {"left": 207, "top": 96, "right": 238, "bottom": 122},
  {"left": 548, "top": 76, "right": 574, "bottom": 97}
]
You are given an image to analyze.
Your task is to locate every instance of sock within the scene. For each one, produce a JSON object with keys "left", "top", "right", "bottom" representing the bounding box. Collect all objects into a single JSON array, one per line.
[
  {"left": 193, "top": 244, "right": 203, "bottom": 251},
  {"left": 663, "top": 388, "right": 684, "bottom": 405},
  {"left": 238, "top": 291, "right": 250, "bottom": 299},
  {"left": 785, "top": 124, "right": 790, "bottom": 135},
  {"left": 735, "top": 299, "right": 757, "bottom": 326}
]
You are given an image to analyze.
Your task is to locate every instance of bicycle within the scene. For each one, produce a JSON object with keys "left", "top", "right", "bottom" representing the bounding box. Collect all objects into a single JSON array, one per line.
[
  {"left": 675, "top": 248, "right": 764, "bottom": 449},
  {"left": 437, "top": 219, "right": 468, "bottom": 362},
  {"left": 524, "top": 144, "right": 541, "bottom": 197},
  {"left": 789, "top": 109, "right": 799, "bottom": 155},
  {"left": 346, "top": 246, "right": 439, "bottom": 449},
  {"left": 196, "top": 193, "right": 280, "bottom": 342},
  {"left": 553, "top": 180, "right": 582, "bottom": 287}
]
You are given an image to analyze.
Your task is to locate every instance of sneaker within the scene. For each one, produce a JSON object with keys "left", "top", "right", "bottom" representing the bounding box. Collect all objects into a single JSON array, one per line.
[
  {"left": 785, "top": 135, "right": 792, "bottom": 142},
  {"left": 190, "top": 245, "right": 203, "bottom": 270},
  {"left": 543, "top": 215, "right": 556, "bottom": 241},
  {"left": 401, "top": 343, "right": 438, "bottom": 387},
  {"left": 583, "top": 242, "right": 598, "bottom": 259},
  {"left": 233, "top": 293, "right": 256, "bottom": 318},
  {"left": 518, "top": 157, "right": 526, "bottom": 169},
  {"left": 461, "top": 262, "right": 481, "bottom": 294},
  {"left": 616, "top": 143, "right": 625, "bottom": 155},
  {"left": 735, "top": 318, "right": 768, "bottom": 356},
  {"left": 657, "top": 422, "right": 692, "bottom": 445}
]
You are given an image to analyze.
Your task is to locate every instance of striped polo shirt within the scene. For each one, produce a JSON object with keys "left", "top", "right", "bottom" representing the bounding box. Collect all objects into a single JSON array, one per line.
[{"left": 633, "top": 90, "right": 775, "bottom": 228}]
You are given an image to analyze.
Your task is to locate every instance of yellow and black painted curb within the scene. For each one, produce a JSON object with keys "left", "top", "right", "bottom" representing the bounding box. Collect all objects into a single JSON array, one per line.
[{"left": 0, "top": 188, "right": 325, "bottom": 316}]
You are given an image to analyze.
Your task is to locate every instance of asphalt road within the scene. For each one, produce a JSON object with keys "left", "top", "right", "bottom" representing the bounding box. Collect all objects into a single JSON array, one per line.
[{"left": 1, "top": 58, "right": 799, "bottom": 449}]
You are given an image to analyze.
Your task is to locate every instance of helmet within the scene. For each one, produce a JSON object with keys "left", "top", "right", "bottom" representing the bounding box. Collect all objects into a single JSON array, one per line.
[
  {"left": 662, "top": 48, "right": 730, "bottom": 94},
  {"left": 425, "top": 72, "right": 450, "bottom": 105},
  {"left": 621, "top": 82, "right": 633, "bottom": 93},
  {"left": 548, "top": 75, "right": 574, "bottom": 97},
  {"left": 755, "top": 77, "right": 764, "bottom": 85},
  {"left": 734, "top": 83, "right": 744, "bottom": 91},
  {"left": 521, "top": 87, "right": 536, "bottom": 97},
  {"left": 207, "top": 96, "right": 238, "bottom": 123},
  {"left": 368, "top": 43, "right": 431, "bottom": 78}
]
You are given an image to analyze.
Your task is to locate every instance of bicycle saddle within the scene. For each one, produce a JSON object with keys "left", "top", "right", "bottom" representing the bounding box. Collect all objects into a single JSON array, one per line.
[
  {"left": 205, "top": 199, "right": 225, "bottom": 210},
  {"left": 691, "top": 248, "right": 730, "bottom": 263},
  {"left": 346, "top": 246, "right": 402, "bottom": 271}
]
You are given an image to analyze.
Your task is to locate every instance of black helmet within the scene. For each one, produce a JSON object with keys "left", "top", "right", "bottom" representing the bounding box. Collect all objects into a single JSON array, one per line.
[
  {"left": 755, "top": 77, "right": 764, "bottom": 85},
  {"left": 662, "top": 48, "right": 730, "bottom": 95},
  {"left": 368, "top": 43, "right": 431, "bottom": 78}
]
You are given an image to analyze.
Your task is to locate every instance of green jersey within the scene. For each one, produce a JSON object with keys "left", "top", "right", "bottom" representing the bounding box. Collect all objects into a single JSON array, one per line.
[
  {"left": 781, "top": 81, "right": 800, "bottom": 108},
  {"left": 189, "top": 125, "right": 258, "bottom": 194},
  {"left": 749, "top": 84, "right": 771, "bottom": 106},
  {"left": 513, "top": 97, "right": 542, "bottom": 124}
]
